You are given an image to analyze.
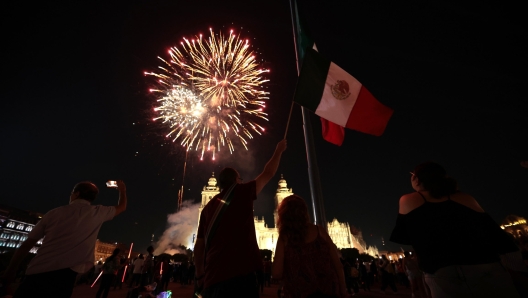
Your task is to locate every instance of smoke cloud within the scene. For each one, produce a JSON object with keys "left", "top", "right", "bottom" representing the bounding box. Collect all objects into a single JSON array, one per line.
[{"left": 154, "top": 200, "right": 200, "bottom": 255}]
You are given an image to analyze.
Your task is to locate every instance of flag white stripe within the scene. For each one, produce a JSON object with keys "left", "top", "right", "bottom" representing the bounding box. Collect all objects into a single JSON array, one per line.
[{"left": 314, "top": 62, "right": 362, "bottom": 127}]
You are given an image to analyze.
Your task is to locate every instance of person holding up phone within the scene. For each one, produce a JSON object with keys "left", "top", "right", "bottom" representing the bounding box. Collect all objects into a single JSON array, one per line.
[{"left": 1, "top": 180, "right": 127, "bottom": 298}]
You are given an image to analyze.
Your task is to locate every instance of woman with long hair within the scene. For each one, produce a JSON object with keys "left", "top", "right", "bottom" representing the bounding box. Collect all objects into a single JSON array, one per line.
[
  {"left": 272, "top": 195, "right": 348, "bottom": 298},
  {"left": 390, "top": 161, "right": 520, "bottom": 298}
]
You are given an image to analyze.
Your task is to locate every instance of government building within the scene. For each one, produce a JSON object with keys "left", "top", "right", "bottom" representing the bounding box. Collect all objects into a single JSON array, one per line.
[
  {"left": 0, "top": 204, "right": 43, "bottom": 255},
  {"left": 199, "top": 174, "right": 378, "bottom": 257}
]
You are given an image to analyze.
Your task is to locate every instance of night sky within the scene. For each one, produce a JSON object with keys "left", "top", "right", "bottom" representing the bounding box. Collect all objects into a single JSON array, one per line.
[{"left": 1, "top": 1, "right": 526, "bottom": 253}]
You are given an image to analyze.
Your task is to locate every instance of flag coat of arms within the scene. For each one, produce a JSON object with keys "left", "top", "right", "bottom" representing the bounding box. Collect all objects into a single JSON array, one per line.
[{"left": 294, "top": 48, "right": 393, "bottom": 137}]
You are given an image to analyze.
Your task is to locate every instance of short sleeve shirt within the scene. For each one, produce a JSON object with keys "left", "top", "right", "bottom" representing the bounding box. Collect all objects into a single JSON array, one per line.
[
  {"left": 26, "top": 199, "right": 115, "bottom": 275},
  {"left": 133, "top": 258, "right": 145, "bottom": 274},
  {"left": 197, "top": 181, "right": 261, "bottom": 288}
]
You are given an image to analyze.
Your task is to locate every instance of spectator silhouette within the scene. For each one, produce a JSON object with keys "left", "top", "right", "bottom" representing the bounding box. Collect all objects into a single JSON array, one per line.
[
  {"left": 194, "top": 139, "right": 287, "bottom": 298},
  {"left": 391, "top": 161, "right": 520, "bottom": 297},
  {"left": 2, "top": 180, "right": 127, "bottom": 298}
]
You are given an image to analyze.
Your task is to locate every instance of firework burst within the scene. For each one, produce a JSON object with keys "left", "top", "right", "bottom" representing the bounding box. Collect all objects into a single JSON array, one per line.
[{"left": 146, "top": 28, "right": 269, "bottom": 160}]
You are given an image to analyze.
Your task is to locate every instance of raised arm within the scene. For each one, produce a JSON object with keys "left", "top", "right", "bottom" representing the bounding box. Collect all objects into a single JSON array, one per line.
[
  {"left": 255, "top": 139, "right": 287, "bottom": 195},
  {"left": 114, "top": 180, "right": 127, "bottom": 216}
]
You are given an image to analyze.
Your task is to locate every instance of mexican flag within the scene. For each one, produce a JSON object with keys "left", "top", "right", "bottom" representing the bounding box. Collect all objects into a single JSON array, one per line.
[{"left": 294, "top": 48, "right": 393, "bottom": 137}]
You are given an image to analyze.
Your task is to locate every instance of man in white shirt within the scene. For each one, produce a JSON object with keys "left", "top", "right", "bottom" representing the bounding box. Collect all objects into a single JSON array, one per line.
[
  {"left": 129, "top": 254, "right": 145, "bottom": 287},
  {"left": 2, "top": 180, "right": 127, "bottom": 298}
]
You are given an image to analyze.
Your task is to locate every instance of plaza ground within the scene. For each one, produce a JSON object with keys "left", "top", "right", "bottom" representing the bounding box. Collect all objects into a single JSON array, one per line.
[{"left": 68, "top": 279, "right": 414, "bottom": 298}]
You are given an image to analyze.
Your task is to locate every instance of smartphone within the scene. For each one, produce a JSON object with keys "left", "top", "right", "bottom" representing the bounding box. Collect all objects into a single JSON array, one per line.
[{"left": 106, "top": 181, "right": 118, "bottom": 188}]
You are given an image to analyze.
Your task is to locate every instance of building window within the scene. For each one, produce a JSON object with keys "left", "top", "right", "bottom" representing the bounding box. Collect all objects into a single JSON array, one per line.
[
  {"left": 0, "top": 241, "right": 5, "bottom": 247},
  {"left": 16, "top": 224, "right": 24, "bottom": 230},
  {"left": 37, "top": 238, "right": 43, "bottom": 245},
  {"left": 7, "top": 222, "right": 15, "bottom": 228},
  {"left": 30, "top": 247, "right": 38, "bottom": 254},
  {"left": 25, "top": 226, "right": 33, "bottom": 232}
]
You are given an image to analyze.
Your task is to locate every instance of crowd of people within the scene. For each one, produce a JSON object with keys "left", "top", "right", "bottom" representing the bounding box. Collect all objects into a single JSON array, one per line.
[{"left": 1, "top": 139, "right": 527, "bottom": 298}]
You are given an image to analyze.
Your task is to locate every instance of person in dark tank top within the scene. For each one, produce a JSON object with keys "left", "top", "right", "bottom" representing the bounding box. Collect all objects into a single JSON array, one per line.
[{"left": 390, "top": 161, "right": 521, "bottom": 298}]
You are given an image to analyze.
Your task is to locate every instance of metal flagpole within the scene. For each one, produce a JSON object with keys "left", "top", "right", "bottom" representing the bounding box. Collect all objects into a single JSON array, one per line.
[{"left": 289, "top": 0, "right": 327, "bottom": 229}]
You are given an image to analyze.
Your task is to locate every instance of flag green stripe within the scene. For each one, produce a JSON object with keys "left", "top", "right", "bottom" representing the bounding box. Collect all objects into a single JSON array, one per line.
[
  {"left": 293, "top": 49, "right": 331, "bottom": 112},
  {"left": 293, "top": 0, "right": 314, "bottom": 62}
]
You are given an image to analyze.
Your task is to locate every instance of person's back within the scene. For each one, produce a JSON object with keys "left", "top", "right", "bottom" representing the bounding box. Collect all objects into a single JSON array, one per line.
[
  {"left": 133, "top": 257, "right": 144, "bottom": 274},
  {"left": 370, "top": 260, "right": 377, "bottom": 274},
  {"left": 194, "top": 139, "right": 287, "bottom": 298},
  {"left": 272, "top": 195, "right": 347, "bottom": 298},
  {"left": 26, "top": 202, "right": 116, "bottom": 275},
  {"left": 197, "top": 181, "right": 261, "bottom": 288},
  {"left": 390, "top": 162, "right": 520, "bottom": 298},
  {"left": 2, "top": 180, "right": 127, "bottom": 298},
  {"left": 394, "top": 192, "right": 515, "bottom": 273},
  {"left": 282, "top": 225, "right": 340, "bottom": 297}
]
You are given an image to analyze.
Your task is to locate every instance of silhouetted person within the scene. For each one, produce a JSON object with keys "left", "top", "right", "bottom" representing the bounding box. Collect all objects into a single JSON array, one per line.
[
  {"left": 141, "top": 246, "right": 154, "bottom": 286},
  {"left": 2, "top": 180, "right": 127, "bottom": 298},
  {"left": 272, "top": 195, "right": 347, "bottom": 298},
  {"left": 130, "top": 254, "right": 144, "bottom": 287},
  {"left": 96, "top": 248, "right": 122, "bottom": 298},
  {"left": 194, "top": 139, "right": 287, "bottom": 297},
  {"left": 391, "top": 162, "right": 520, "bottom": 297}
]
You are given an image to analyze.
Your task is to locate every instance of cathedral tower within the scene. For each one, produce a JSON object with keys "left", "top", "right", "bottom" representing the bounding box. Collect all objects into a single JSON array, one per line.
[
  {"left": 198, "top": 172, "right": 220, "bottom": 223},
  {"left": 273, "top": 174, "right": 294, "bottom": 227}
]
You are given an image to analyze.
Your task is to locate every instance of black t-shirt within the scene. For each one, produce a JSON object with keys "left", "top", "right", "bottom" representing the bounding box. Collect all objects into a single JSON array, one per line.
[
  {"left": 197, "top": 181, "right": 262, "bottom": 288},
  {"left": 390, "top": 199, "right": 517, "bottom": 274}
]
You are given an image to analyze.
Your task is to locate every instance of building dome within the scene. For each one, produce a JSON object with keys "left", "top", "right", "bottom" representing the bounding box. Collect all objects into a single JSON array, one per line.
[
  {"left": 278, "top": 174, "right": 287, "bottom": 189},
  {"left": 207, "top": 172, "right": 217, "bottom": 187}
]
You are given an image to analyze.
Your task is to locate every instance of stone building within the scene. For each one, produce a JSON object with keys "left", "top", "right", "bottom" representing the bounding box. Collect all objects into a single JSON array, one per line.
[
  {"left": 94, "top": 239, "right": 118, "bottom": 264},
  {"left": 94, "top": 240, "right": 137, "bottom": 264},
  {"left": 0, "top": 204, "right": 43, "bottom": 254}
]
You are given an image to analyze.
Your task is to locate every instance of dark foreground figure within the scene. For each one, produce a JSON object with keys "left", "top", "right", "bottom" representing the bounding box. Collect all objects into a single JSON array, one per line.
[
  {"left": 194, "top": 139, "right": 287, "bottom": 298},
  {"left": 391, "top": 162, "right": 522, "bottom": 298},
  {"left": 1, "top": 180, "right": 127, "bottom": 298},
  {"left": 272, "top": 195, "right": 348, "bottom": 298}
]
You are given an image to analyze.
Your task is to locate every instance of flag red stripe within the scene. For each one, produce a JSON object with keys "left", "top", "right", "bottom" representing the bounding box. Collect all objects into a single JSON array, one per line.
[
  {"left": 345, "top": 87, "right": 393, "bottom": 136},
  {"left": 321, "top": 118, "right": 345, "bottom": 146}
]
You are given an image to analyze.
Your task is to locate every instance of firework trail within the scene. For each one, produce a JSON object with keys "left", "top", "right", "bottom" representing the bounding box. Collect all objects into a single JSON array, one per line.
[{"left": 146, "top": 28, "right": 270, "bottom": 160}]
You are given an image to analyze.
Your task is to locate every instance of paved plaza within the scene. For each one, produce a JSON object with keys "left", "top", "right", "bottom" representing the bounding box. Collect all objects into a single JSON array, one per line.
[{"left": 66, "top": 279, "right": 414, "bottom": 298}]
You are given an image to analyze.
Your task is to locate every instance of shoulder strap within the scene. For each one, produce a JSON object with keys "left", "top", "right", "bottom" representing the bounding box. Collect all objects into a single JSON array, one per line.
[
  {"left": 204, "top": 182, "right": 237, "bottom": 251},
  {"left": 416, "top": 191, "right": 427, "bottom": 203}
]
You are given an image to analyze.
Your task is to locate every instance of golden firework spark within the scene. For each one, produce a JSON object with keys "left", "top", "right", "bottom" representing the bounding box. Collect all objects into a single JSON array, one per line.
[{"left": 146, "top": 28, "right": 269, "bottom": 160}]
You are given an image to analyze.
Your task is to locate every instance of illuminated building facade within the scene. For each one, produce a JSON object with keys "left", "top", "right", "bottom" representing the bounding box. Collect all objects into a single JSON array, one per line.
[
  {"left": 0, "top": 204, "right": 43, "bottom": 254},
  {"left": 327, "top": 218, "right": 378, "bottom": 255},
  {"left": 94, "top": 240, "right": 118, "bottom": 263},
  {"left": 94, "top": 240, "right": 137, "bottom": 264},
  {"left": 378, "top": 250, "right": 405, "bottom": 261},
  {"left": 501, "top": 215, "right": 528, "bottom": 240},
  {"left": 199, "top": 174, "right": 378, "bottom": 257}
]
